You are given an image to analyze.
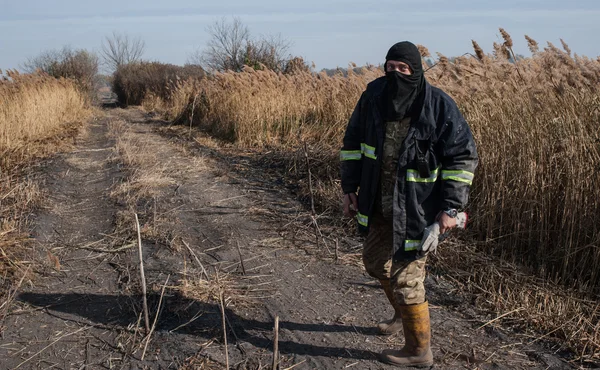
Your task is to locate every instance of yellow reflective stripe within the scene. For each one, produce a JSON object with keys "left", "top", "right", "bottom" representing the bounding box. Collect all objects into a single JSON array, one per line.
[
  {"left": 441, "top": 169, "right": 474, "bottom": 185},
  {"left": 360, "top": 143, "right": 377, "bottom": 160},
  {"left": 406, "top": 167, "right": 440, "bottom": 183},
  {"left": 340, "top": 150, "right": 362, "bottom": 161},
  {"left": 340, "top": 144, "right": 378, "bottom": 160},
  {"left": 444, "top": 176, "right": 472, "bottom": 185},
  {"left": 404, "top": 240, "right": 421, "bottom": 251},
  {"left": 356, "top": 212, "right": 368, "bottom": 227},
  {"left": 442, "top": 169, "right": 474, "bottom": 176}
]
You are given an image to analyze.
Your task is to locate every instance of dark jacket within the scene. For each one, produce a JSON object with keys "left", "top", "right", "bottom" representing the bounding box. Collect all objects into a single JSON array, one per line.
[{"left": 340, "top": 77, "right": 478, "bottom": 260}]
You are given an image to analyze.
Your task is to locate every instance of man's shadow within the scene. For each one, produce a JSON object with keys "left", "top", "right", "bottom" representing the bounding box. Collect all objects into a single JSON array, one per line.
[{"left": 17, "top": 290, "right": 382, "bottom": 361}]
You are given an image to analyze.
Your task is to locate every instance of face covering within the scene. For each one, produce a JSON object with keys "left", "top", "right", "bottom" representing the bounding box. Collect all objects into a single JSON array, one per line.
[{"left": 382, "top": 41, "right": 426, "bottom": 121}]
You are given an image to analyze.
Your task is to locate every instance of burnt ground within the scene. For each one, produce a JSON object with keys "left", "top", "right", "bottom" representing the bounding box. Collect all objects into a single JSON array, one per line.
[{"left": 0, "top": 108, "right": 576, "bottom": 370}]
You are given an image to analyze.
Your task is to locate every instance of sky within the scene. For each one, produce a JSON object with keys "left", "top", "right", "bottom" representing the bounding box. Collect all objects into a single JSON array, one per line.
[{"left": 1, "top": 0, "right": 599, "bottom": 72}]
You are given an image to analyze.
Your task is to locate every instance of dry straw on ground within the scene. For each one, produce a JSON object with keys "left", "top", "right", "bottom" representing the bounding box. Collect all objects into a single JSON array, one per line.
[{"left": 135, "top": 30, "right": 600, "bottom": 362}]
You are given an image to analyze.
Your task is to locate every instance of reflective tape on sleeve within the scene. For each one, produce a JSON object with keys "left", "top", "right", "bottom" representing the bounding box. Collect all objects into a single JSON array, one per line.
[
  {"left": 360, "top": 143, "right": 377, "bottom": 160},
  {"left": 340, "top": 143, "right": 378, "bottom": 161},
  {"left": 404, "top": 239, "right": 421, "bottom": 251},
  {"left": 340, "top": 150, "right": 362, "bottom": 161},
  {"left": 356, "top": 212, "right": 369, "bottom": 227},
  {"left": 441, "top": 169, "right": 474, "bottom": 185}
]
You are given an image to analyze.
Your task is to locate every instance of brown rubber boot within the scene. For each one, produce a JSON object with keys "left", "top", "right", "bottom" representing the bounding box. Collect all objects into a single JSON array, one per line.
[
  {"left": 380, "top": 301, "right": 433, "bottom": 367},
  {"left": 377, "top": 279, "right": 402, "bottom": 335}
]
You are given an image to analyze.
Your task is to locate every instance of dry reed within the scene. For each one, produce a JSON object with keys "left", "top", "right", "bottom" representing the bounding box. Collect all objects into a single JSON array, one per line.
[
  {"left": 155, "top": 65, "right": 381, "bottom": 146},
  {"left": 0, "top": 70, "right": 91, "bottom": 170}
]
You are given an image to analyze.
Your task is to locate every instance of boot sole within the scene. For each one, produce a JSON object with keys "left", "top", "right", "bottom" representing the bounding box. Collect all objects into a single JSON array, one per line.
[
  {"left": 380, "top": 354, "right": 433, "bottom": 368},
  {"left": 378, "top": 328, "right": 402, "bottom": 336},
  {"left": 377, "top": 321, "right": 402, "bottom": 336}
]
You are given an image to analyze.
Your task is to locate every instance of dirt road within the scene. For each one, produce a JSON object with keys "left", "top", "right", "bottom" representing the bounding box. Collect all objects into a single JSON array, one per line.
[{"left": 0, "top": 108, "right": 573, "bottom": 369}]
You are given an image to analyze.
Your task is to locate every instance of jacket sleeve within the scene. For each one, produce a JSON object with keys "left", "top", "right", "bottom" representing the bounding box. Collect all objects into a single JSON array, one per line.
[
  {"left": 436, "top": 108, "right": 478, "bottom": 210},
  {"left": 340, "top": 92, "right": 367, "bottom": 194}
]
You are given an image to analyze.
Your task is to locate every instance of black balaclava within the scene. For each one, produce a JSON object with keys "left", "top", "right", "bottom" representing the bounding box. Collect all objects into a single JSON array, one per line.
[{"left": 382, "top": 41, "right": 426, "bottom": 121}]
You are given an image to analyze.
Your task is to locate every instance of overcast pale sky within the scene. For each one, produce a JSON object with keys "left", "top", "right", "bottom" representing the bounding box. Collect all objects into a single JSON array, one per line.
[{"left": 1, "top": 0, "right": 599, "bottom": 72}]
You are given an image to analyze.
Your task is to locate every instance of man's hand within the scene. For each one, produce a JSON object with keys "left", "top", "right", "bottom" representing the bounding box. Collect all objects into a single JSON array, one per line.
[
  {"left": 343, "top": 193, "right": 358, "bottom": 218},
  {"left": 437, "top": 212, "right": 457, "bottom": 234}
]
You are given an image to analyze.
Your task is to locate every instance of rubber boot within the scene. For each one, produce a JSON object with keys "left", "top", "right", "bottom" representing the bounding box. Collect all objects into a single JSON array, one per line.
[
  {"left": 380, "top": 301, "right": 433, "bottom": 367},
  {"left": 377, "top": 279, "right": 402, "bottom": 335}
]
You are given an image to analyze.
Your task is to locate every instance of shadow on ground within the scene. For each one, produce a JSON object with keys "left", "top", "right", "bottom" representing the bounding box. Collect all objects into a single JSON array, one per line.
[{"left": 18, "top": 291, "right": 381, "bottom": 362}]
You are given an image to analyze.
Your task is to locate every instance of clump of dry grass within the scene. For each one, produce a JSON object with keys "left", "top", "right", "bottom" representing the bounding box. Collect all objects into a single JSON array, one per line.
[
  {"left": 0, "top": 175, "right": 40, "bottom": 320},
  {"left": 0, "top": 70, "right": 91, "bottom": 170},
  {"left": 176, "top": 271, "right": 270, "bottom": 310},
  {"left": 108, "top": 116, "right": 177, "bottom": 204},
  {"left": 0, "top": 176, "right": 41, "bottom": 280},
  {"left": 179, "top": 355, "right": 222, "bottom": 370},
  {"left": 434, "top": 242, "right": 600, "bottom": 364}
]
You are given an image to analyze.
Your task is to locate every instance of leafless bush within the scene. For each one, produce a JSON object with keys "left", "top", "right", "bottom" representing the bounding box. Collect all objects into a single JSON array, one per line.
[
  {"left": 188, "top": 17, "right": 294, "bottom": 73},
  {"left": 22, "top": 46, "right": 99, "bottom": 97},
  {"left": 189, "top": 17, "right": 249, "bottom": 72},
  {"left": 101, "top": 31, "right": 146, "bottom": 73}
]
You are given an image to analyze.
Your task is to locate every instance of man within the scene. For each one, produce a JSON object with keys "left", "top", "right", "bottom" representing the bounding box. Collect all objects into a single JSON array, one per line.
[{"left": 340, "top": 41, "right": 478, "bottom": 367}]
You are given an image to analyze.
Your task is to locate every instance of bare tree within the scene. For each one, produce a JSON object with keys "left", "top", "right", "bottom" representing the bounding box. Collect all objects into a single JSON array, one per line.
[
  {"left": 189, "top": 17, "right": 295, "bottom": 73},
  {"left": 22, "top": 49, "right": 62, "bottom": 74},
  {"left": 100, "top": 32, "right": 145, "bottom": 72},
  {"left": 192, "top": 17, "right": 250, "bottom": 72},
  {"left": 22, "top": 46, "right": 99, "bottom": 92}
]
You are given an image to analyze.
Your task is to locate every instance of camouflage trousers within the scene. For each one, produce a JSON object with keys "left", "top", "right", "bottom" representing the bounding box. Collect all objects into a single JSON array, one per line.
[{"left": 362, "top": 213, "right": 427, "bottom": 305}]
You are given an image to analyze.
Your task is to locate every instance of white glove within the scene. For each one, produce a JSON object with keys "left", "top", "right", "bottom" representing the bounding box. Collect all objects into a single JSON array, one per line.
[
  {"left": 419, "top": 222, "right": 441, "bottom": 255},
  {"left": 419, "top": 212, "right": 468, "bottom": 257}
]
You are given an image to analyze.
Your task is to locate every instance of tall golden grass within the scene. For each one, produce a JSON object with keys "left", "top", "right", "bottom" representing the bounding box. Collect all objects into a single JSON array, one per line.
[
  {"left": 0, "top": 70, "right": 91, "bottom": 170},
  {"left": 0, "top": 69, "right": 91, "bottom": 305},
  {"left": 139, "top": 30, "right": 600, "bottom": 361},
  {"left": 149, "top": 64, "right": 379, "bottom": 145}
]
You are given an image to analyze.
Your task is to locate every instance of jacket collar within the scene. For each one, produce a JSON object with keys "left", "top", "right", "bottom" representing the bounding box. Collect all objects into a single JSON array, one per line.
[{"left": 411, "top": 82, "right": 436, "bottom": 140}]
